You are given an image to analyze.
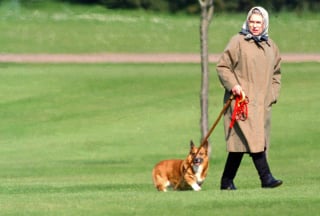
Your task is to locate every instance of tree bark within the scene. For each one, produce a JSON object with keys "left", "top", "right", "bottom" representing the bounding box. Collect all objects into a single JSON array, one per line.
[{"left": 199, "top": 0, "right": 214, "bottom": 156}]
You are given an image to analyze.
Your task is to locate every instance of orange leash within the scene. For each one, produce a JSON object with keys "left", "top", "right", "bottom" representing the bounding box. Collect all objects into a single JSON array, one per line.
[{"left": 229, "top": 91, "right": 249, "bottom": 128}]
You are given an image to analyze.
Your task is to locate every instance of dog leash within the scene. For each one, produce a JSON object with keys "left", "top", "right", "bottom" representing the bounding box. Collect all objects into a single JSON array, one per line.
[
  {"left": 174, "top": 94, "right": 235, "bottom": 190},
  {"left": 229, "top": 91, "right": 249, "bottom": 128}
]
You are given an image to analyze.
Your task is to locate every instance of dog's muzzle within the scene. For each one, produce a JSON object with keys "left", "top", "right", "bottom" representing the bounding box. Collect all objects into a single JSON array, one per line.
[{"left": 193, "top": 157, "right": 203, "bottom": 165}]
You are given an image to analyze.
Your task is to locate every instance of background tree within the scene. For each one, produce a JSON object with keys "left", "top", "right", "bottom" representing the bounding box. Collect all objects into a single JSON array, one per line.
[{"left": 199, "top": 0, "right": 214, "bottom": 156}]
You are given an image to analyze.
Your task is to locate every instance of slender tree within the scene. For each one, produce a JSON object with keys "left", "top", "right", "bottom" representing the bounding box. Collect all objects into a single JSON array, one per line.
[{"left": 199, "top": 0, "right": 214, "bottom": 156}]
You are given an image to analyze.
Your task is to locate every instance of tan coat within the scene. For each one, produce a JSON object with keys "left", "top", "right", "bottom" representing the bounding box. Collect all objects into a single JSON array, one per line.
[{"left": 216, "top": 34, "right": 281, "bottom": 153}]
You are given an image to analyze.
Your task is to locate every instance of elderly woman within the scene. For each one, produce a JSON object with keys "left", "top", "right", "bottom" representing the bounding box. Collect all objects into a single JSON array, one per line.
[{"left": 216, "top": 6, "right": 283, "bottom": 190}]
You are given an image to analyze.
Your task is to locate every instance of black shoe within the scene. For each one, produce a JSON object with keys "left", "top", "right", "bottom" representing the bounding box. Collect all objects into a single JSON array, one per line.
[
  {"left": 261, "top": 174, "right": 283, "bottom": 188},
  {"left": 221, "top": 179, "right": 237, "bottom": 190}
]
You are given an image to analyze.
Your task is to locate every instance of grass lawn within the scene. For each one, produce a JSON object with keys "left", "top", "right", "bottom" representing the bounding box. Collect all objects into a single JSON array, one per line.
[
  {"left": 0, "top": 2, "right": 319, "bottom": 53},
  {"left": 0, "top": 62, "right": 319, "bottom": 215}
]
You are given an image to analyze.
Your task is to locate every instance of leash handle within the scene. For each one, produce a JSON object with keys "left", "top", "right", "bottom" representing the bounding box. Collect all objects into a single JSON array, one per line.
[
  {"left": 239, "top": 90, "right": 246, "bottom": 103},
  {"left": 229, "top": 91, "right": 249, "bottom": 128}
]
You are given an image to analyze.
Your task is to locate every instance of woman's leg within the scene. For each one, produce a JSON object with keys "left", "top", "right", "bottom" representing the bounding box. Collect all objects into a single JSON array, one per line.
[
  {"left": 220, "top": 152, "right": 244, "bottom": 190},
  {"left": 250, "top": 151, "right": 283, "bottom": 188}
]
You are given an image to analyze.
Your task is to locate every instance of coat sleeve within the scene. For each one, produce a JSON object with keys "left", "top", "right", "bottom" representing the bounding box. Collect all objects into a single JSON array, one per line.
[
  {"left": 271, "top": 43, "right": 282, "bottom": 104},
  {"left": 216, "top": 35, "right": 240, "bottom": 92}
]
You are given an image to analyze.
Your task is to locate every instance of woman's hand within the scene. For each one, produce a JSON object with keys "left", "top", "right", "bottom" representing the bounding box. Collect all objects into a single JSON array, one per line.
[{"left": 232, "top": 85, "right": 243, "bottom": 96}]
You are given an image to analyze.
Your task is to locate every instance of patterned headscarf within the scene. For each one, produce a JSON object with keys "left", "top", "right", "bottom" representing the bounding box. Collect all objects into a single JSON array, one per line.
[{"left": 240, "top": 6, "right": 269, "bottom": 44}]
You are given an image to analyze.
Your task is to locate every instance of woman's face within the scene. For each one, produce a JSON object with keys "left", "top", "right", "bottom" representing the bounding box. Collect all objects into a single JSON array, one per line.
[{"left": 248, "top": 14, "right": 264, "bottom": 36}]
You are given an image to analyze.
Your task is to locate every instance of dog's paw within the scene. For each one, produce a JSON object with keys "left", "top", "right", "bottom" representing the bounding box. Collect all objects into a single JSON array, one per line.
[{"left": 191, "top": 183, "right": 201, "bottom": 191}]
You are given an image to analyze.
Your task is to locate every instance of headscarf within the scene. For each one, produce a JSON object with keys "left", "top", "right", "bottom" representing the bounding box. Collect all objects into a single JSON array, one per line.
[{"left": 239, "top": 6, "right": 269, "bottom": 45}]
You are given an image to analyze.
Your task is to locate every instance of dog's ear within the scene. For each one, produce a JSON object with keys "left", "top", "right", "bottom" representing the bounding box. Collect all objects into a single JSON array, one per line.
[{"left": 190, "top": 140, "right": 195, "bottom": 149}]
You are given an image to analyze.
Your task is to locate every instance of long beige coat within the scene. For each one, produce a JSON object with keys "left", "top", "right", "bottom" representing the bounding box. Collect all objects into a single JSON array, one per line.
[{"left": 216, "top": 34, "right": 281, "bottom": 153}]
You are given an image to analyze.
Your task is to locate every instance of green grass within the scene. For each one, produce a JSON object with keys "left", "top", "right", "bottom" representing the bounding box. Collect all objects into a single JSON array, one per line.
[
  {"left": 0, "top": 62, "right": 319, "bottom": 215},
  {"left": 0, "top": 2, "right": 319, "bottom": 53}
]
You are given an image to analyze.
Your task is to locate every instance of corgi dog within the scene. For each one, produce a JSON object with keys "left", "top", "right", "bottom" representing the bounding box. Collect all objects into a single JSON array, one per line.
[{"left": 152, "top": 140, "right": 209, "bottom": 191}]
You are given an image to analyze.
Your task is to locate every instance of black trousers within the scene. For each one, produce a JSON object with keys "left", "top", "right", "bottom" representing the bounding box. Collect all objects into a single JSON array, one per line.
[{"left": 221, "top": 151, "right": 272, "bottom": 184}]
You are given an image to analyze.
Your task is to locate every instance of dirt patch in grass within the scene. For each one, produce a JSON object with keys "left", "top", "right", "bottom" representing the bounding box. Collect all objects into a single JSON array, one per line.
[{"left": 0, "top": 53, "right": 319, "bottom": 63}]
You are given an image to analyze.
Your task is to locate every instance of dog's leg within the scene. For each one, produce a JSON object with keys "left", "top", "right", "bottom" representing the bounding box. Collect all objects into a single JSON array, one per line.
[
  {"left": 153, "top": 172, "right": 170, "bottom": 192},
  {"left": 156, "top": 185, "right": 167, "bottom": 192},
  {"left": 191, "top": 183, "right": 201, "bottom": 191},
  {"left": 156, "top": 180, "right": 170, "bottom": 192},
  {"left": 185, "top": 175, "right": 202, "bottom": 191}
]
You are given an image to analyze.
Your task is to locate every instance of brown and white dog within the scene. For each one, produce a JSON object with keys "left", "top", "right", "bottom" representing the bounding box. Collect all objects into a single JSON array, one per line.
[{"left": 152, "top": 140, "right": 209, "bottom": 192}]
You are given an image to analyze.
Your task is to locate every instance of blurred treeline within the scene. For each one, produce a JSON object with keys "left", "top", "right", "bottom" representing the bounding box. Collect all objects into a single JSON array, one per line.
[{"left": 1, "top": 0, "right": 319, "bottom": 13}]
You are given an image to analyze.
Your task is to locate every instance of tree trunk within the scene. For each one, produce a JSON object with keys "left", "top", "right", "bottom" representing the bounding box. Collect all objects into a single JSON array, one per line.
[{"left": 199, "top": 0, "right": 214, "bottom": 156}]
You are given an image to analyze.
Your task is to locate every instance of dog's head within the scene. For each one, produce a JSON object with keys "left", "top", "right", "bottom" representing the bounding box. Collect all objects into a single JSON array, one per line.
[{"left": 188, "top": 140, "right": 208, "bottom": 168}]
